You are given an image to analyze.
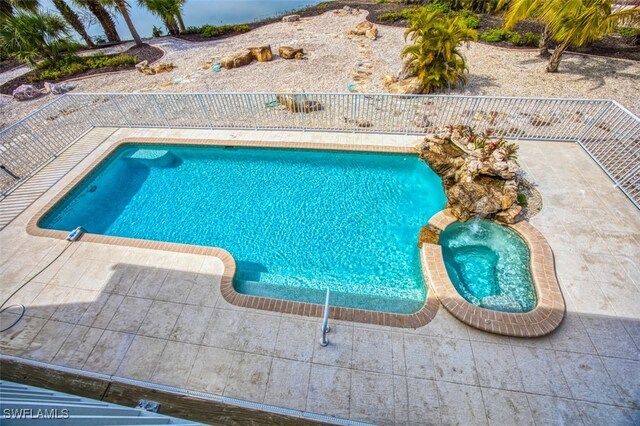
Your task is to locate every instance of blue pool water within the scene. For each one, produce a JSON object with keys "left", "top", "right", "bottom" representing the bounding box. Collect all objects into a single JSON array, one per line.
[
  {"left": 41, "top": 144, "right": 446, "bottom": 313},
  {"left": 439, "top": 220, "right": 537, "bottom": 313}
]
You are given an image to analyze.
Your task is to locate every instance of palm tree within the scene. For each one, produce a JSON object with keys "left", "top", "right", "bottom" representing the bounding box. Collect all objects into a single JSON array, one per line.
[
  {"left": 0, "top": 10, "right": 78, "bottom": 65},
  {"left": 502, "top": 0, "right": 640, "bottom": 71},
  {"left": 139, "top": 0, "right": 186, "bottom": 35},
  {"left": 0, "top": 0, "right": 38, "bottom": 17},
  {"left": 110, "top": 0, "right": 143, "bottom": 46},
  {"left": 52, "top": 0, "right": 95, "bottom": 47},
  {"left": 401, "top": 9, "right": 477, "bottom": 93},
  {"left": 72, "top": 0, "right": 120, "bottom": 43}
]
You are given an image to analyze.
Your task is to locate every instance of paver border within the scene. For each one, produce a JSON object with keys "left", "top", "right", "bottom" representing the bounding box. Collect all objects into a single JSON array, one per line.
[
  {"left": 422, "top": 209, "right": 565, "bottom": 337},
  {"left": 26, "top": 136, "right": 439, "bottom": 328}
]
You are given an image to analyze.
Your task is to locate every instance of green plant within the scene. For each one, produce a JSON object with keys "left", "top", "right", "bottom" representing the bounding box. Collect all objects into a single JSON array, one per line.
[
  {"left": 446, "top": 0, "right": 510, "bottom": 12},
  {"left": 152, "top": 25, "right": 163, "bottom": 37},
  {"left": 619, "top": 26, "right": 639, "bottom": 45},
  {"left": 0, "top": 11, "right": 79, "bottom": 66},
  {"left": 425, "top": 0, "right": 450, "bottom": 14},
  {"left": 517, "top": 192, "right": 528, "bottom": 207},
  {"left": 480, "top": 27, "right": 509, "bottom": 42},
  {"left": 401, "top": 9, "right": 477, "bottom": 93},
  {"left": 378, "top": 8, "right": 417, "bottom": 22},
  {"left": 34, "top": 53, "right": 136, "bottom": 81},
  {"left": 190, "top": 23, "right": 250, "bottom": 38},
  {"left": 451, "top": 9, "right": 480, "bottom": 29},
  {"left": 503, "top": 142, "right": 519, "bottom": 160}
]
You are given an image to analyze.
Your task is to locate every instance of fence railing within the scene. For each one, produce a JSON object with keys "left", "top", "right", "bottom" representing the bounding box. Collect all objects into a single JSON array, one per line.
[{"left": 0, "top": 93, "right": 638, "bottom": 208}]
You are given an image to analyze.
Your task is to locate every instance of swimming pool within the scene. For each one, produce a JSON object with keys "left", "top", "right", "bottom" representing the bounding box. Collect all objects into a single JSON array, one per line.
[{"left": 40, "top": 144, "right": 446, "bottom": 314}]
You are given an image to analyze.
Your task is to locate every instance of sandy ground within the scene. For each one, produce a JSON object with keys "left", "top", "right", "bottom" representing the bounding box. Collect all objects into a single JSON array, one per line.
[{"left": 1, "top": 10, "right": 639, "bottom": 129}]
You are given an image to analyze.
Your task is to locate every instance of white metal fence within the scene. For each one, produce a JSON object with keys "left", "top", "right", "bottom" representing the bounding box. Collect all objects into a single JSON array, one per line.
[{"left": 0, "top": 93, "right": 638, "bottom": 208}]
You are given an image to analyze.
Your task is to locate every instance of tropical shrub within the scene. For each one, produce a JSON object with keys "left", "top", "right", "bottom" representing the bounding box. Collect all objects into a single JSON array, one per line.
[
  {"left": 480, "top": 27, "right": 539, "bottom": 45},
  {"left": 33, "top": 53, "right": 137, "bottom": 81},
  {"left": 379, "top": 8, "right": 417, "bottom": 22},
  {"left": 152, "top": 25, "right": 163, "bottom": 37},
  {"left": 0, "top": 11, "right": 79, "bottom": 65},
  {"left": 380, "top": 3, "right": 480, "bottom": 28},
  {"left": 480, "top": 27, "right": 510, "bottom": 42},
  {"left": 401, "top": 9, "right": 477, "bottom": 93},
  {"left": 451, "top": 9, "right": 481, "bottom": 28},
  {"left": 183, "top": 23, "right": 250, "bottom": 38},
  {"left": 619, "top": 26, "right": 639, "bottom": 45}
]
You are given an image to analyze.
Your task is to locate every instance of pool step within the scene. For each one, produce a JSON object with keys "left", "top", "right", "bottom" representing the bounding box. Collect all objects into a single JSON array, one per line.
[{"left": 233, "top": 276, "right": 424, "bottom": 314}]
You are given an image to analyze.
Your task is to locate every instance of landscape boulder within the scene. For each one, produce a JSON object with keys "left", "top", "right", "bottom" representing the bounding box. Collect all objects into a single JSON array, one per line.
[
  {"left": 387, "top": 77, "right": 424, "bottom": 95},
  {"left": 249, "top": 45, "right": 273, "bottom": 62},
  {"left": 276, "top": 94, "right": 322, "bottom": 113},
  {"left": 135, "top": 60, "right": 155, "bottom": 75},
  {"left": 221, "top": 50, "right": 254, "bottom": 69},
  {"left": 282, "top": 14, "right": 300, "bottom": 22},
  {"left": 365, "top": 27, "right": 378, "bottom": 40},
  {"left": 154, "top": 63, "right": 174, "bottom": 73},
  {"left": 348, "top": 20, "right": 378, "bottom": 39},
  {"left": 279, "top": 46, "right": 304, "bottom": 59},
  {"left": 12, "top": 84, "right": 42, "bottom": 101}
]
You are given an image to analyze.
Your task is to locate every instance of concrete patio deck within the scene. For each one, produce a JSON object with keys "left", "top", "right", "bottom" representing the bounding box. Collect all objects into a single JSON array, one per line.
[{"left": 1, "top": 128, "right": 639, "bottom": 425}]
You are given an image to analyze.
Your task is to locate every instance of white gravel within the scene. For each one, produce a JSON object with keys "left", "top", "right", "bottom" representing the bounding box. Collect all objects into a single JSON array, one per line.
[{"left": 1, "top": 10, "right": 639, "bottom": 129}]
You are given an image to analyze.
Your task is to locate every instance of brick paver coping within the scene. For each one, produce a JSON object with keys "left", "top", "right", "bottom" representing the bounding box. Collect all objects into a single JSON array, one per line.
[
  {"left": 27, "top": 137, "right": 439, "bottom": 328},
  {"left": 422, "top": 210, "right": 565, "bottom": 337}
]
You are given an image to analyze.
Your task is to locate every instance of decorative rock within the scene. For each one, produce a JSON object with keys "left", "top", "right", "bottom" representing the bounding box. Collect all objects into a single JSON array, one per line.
[
  {"left": 279, "top": 46, "right": 304, "bottom": 59},
  {"left": 248, "top": 45, "right": 273, "bottom": 62},
  {"left": 347, "top": 21, "right": 378, "bottom": 38},
  {"left": 419, "top": 125, "right": 528, "bottom": 223},
  {"left": 221, "top": 51, "right": 254, "bottom": 69},
  {"left": 220, "top": 55, "right": 235, "bottom": 69},
  {"left": 387, "top": 77, "right": 424, "bottom": 95},
  {"left": 365, "top": 27, "right": 378, "bottom": 40},
  {"left": 12, "top": 84, "right": 42, "bottom": 101},
  {"left": 282, "top": 14, "right": 300, "bottom": 22},
  {"left": 233, "top": 51, "right": 254, "bottom": 67},
  {"left": 135, "top": 60, "right": 156, "bottom": 75},
  {"left": 154, "top": 63, "right": 173, "bottom": 73},
  {"left": 135, "top": 60, "right": 148, "bottom": 70},
  {"left": 276, "top": 94, "right": 322, "bottom": 113}
]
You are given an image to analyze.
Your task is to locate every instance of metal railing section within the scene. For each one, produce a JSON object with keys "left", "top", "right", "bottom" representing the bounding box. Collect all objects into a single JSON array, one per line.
[{"left": 0, "top": 93, "right": 638, "bottom": 208}]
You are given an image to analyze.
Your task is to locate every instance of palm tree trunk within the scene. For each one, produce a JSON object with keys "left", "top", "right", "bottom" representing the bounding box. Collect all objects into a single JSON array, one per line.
[
  {"left": 52, "top": 0, "right": 95, "bottom": 47},
  {"left": 115, "top": 0, "right": 143, "bottom": 46},
  {"left": 539, "top": 24, "right": 550, "bottom": 57},
  {"left": 175, "top": 11, "right": 186, "bottom": 33},
  {"left": 546, "top": 40, "right": 569, "bottom": 73},
  {"left": 85, "top": 0, "right": 120, "bottom": 43},
  {"left": 163, "top": 18, "right": 179, "bottom": 36}
]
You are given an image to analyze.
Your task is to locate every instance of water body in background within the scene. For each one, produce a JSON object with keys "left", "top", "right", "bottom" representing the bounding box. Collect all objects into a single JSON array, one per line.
[{"left": 39, "top": 0, "right": 320, "bottom": 40}]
